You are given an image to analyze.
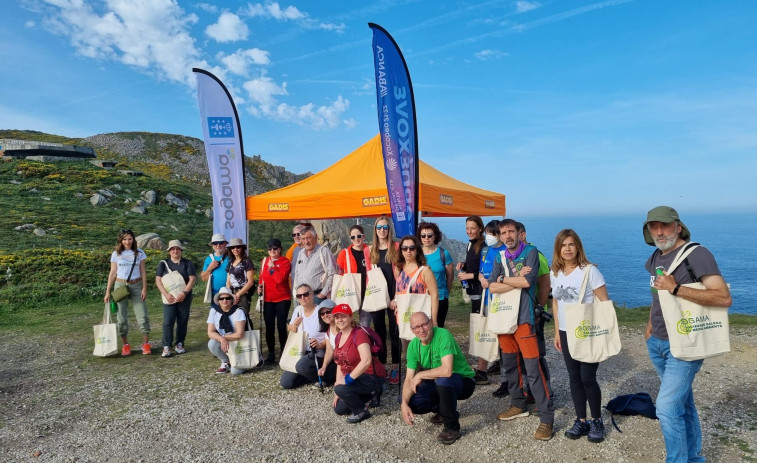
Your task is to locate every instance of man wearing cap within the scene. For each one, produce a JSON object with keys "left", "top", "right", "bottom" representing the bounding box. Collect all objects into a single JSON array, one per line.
[
  {"left": 644, "top": 206, "right": 731, "bottom": 463},
  {"left": 201, "top": 233, "right": 230, "bottom": 309},
  {"left": 156, "top": 240, "right": 196, "bottom": 357},
  {"left": 293, "top": 225, "right": 336, "bottom": 304},
  {"left": 401, "top": 312, "right": 476, "bottom": 445}
]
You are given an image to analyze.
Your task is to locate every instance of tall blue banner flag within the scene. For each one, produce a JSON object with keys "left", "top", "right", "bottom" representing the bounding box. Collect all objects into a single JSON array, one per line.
[
  {"left": 193, "top": 68, "right": 249, "bottom": 245},
  {"left": 369, "top": 23, "right": 418, "bottom": 238}
]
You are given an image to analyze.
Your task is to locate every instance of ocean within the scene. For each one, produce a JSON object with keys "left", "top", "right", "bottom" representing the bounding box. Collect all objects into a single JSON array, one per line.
[{"left": 438, "top": 213, "right": 756, "bottom": 315}]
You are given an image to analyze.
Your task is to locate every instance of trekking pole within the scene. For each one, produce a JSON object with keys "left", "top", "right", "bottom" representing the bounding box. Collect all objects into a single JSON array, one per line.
[{"left": 312, "top": 340, "right": 325, "bottom": 394}]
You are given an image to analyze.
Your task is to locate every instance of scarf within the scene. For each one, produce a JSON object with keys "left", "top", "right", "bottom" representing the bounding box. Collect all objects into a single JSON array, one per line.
[
  {"left": 219, "top": 307, "right": 240, "bottom": 334},
  {"left": 505, "top": 241, "right": 526, "bottom": 261}
]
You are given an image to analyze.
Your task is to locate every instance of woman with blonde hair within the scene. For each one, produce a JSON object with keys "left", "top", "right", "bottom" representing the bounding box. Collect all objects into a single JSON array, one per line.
[
  {"left": 368, "top": 216, "right": 401, "bottom": 384},
  {"left": 551, "top": 229, "right": 610, "bottom": 443}
]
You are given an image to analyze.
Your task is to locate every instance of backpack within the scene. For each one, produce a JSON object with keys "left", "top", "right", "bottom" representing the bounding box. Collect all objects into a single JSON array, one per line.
[
  {"left": 335, "top": 325, "right": 386, "bottom": 378},
  {"left": 604, "top": 392, "right": 658, "bottom": 432}
]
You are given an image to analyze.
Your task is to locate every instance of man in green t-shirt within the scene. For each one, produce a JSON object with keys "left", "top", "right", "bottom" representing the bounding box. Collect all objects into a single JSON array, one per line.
[{"left": 401, "top": 312, "right": 476, "bottom": 445}]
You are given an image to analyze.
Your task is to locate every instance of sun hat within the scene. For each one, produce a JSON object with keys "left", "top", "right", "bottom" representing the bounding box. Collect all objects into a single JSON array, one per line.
[
  {"left": 209, "top": 233, "right": 228, "bottom": 246},
  {"left": 317, "top": 299, "right": 336, "bottom": 314},
  {"left": 267, "top": 238, "right": 282, "bottom": 249},
  {"left": 167, "top": 239, "right": 185, "bottom": 251},
  {"left": 642, "top": 206, "right": 691, "bottom": 246},
  {"left": 213, "top": 287, "right": 234, "bottom": 305},
  {"left": 227, "top": 238, "right": 246, "bottom": 248},
  {"left": 332, "top": 303, "right": 353, "bottom": 316}
]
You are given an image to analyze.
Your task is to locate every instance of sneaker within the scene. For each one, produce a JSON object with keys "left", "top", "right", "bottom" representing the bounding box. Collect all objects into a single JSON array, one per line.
[
  {"left": 487, "top": 360, "right": 500, "bottom": 374},
  {"left": 534, "top": 422, "right": 554, "bottom": 441},
  {"left": 388, "top": 369, "right": 400, "bottom": 385},
  {"left": 121, "top": 343, "right": 131, "bottom": 356},
  {"left": 345, "top": 410, "right": 371, "bottom": 424},
  {"left": 175, "top": 343, "right": 186, "bottom": 354},
  {"left": 492, "top": 382, "right": 509, "bottom": 398},
  {"left": 141, "top": 343, "right": 151, "bottom": 355},
  {"left": 588, "top": 418, "right": 605, "bottom": 443},
  {"left": 564, "top": 419, "right": 590, "bottom": 439},
  {"left": 429, "top": 413, "right": 444, "bottom": 425},
  {"left": 216, "top": 362, "right": 230, "bottom": 374},
  {"left": 437, "top": 428, "right": 461, "bottom": 445},
  {"left": 263, "top": 354, "right": 275, "bottom": 366},
  {"left": 474, "top": 369, "right": 490, "bottom": 385},
  {"left": 161, "top": 346, "right": 172, "bottom": 358},
  {"left": 497, "top": 406, "right": 530, "bottom": 421}
]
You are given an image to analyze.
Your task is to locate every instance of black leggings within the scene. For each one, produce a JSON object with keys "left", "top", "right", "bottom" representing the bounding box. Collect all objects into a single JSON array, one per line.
[
  {"left": 437, "top": 298, "right": 449, "bottom": 328},
  {"left": 264, "top": 300, "right": 291, "bottom": 358},
  {"left": 559, "top": 330, "right": 601, "bottom": 419},
  {"left": 370, "top": 308, "right": 400, "bottom": 365}
]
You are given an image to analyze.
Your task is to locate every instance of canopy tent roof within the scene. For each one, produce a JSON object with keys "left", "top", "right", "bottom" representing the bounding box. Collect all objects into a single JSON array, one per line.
[{"left": 246, "top": 135, "right": 505, "bottom": 220}]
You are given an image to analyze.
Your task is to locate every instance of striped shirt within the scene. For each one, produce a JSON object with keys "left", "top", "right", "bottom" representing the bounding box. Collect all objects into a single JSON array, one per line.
[{"left": 293, "top": 244, "right": 336, "bottom": 295}]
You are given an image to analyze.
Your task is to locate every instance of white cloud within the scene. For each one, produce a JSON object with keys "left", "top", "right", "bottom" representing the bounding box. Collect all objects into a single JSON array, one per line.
[
  {"left": 24, "top": 20, "right": 36, "bottom": 28},
  {"left": 195, "top": 3, "right": 218, "bottom": 14},
  {"left": 515, "top": 1, "right": 540, "bottom": 13},
  {"left": 474, "top": 49, "right": 508, "bottom": 60},
  {"left": 205, "top": 12, "right": 249, "bottom": 42},
  {"left": 241, "top": 2, "right": 345, "bottom": 33},
  {"left": 37, "top": 0, "right": 206, "bottom": 86},
  {"left": 220, "top": 48, "right": 271, "bottom": 76}
]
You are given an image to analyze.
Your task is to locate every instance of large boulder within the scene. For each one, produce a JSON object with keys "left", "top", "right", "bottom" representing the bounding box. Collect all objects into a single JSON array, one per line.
[
  {"left": 137, "top": 233, "right": 164, "bottom": 250},
  {"left": 165, "top": 193, "right": 189, "bottom": 209},
  {"left": 141, "top": 190, "right": 157, "bottom": 205},
  {"left": 90, "top": 193, "right": 108, "bottom": 206}
]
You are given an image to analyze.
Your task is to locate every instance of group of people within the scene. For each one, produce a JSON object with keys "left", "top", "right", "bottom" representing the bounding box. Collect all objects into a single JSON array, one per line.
[{"left": 104, "top": 206, "right": 730, "bottom": 460}]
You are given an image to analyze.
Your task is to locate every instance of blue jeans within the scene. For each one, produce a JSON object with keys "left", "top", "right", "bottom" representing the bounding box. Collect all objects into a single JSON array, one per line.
[
  {"left": 406, "top": 374, "right": 476, "bottom": 431},
  {"left": 647, "top": 335, "right": 705, "bottom": 463}
]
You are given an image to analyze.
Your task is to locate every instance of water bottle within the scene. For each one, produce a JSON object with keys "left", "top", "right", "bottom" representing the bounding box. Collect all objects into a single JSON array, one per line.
[
  {"left": 110, "top": 300, "right": 118, "bottom": 314},
  {"left": 461, "top": 280, "right": 469, "bottom": 290},
  {"left": 651, "top": 266, "right": 664, "bottom": 293}
]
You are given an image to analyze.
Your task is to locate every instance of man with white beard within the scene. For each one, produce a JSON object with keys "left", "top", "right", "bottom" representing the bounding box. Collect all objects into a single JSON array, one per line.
[{"left": 644, "top": 206, "right": 731, "bottom": 463}]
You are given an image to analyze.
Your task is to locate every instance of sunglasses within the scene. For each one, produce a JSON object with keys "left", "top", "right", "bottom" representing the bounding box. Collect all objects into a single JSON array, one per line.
[
  {"left": 319, "top": 311, "right": 333, "bottom": 316},
  {"left": 230, "top": 246, "right": 244, "bottom": 250},
  {"left": 292, "top": 233, "right": 300, "bottom": 238},
  {"left": 295, "top": 292, "right": 311, "bottom": 299},
  {"left": 350, "top": 234, "right": 364, "bottom": 240},
  {"left": 420, "top": 233, "right": 434, "bottom": 239},
  {"left": 401, "top": 245, "right": 417, "bottom": 251},
  {"left": 120, "top": 228, "right": 133, "bottom": 235},
  {"left": 218, "top": 296, "right": 233, "bottom": 301},
  {"left": 375, "top": 225, "right": 389, "bottom": 231},
  {"left": 211, "top": 242, "right": 225, "bottom": 246},
  {"left": 267, "top": 246, "right": 280, "bottom": 251}
]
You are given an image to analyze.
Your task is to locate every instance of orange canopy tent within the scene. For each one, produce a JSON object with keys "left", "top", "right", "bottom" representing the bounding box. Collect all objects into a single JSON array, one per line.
[{"left": 246, "top": 135, "right": 505, "bottom": 220}]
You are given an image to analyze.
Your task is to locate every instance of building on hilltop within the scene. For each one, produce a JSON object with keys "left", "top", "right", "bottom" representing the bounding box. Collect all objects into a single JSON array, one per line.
[{"left": 0, "top": 139, "right": 96, "bottom": 161}]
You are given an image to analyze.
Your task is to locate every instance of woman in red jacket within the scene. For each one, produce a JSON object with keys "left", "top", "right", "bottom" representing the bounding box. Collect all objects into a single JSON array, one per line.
[{"left": 258, "top": 238, "right": 292, "bottom": 365}]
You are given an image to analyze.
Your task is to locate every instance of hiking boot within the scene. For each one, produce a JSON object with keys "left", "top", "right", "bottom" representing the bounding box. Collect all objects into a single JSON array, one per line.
[
  {"left": 429, "top": 413, "right": 444, "bottom": 425},
  {"left": 369, "top": 384, "right": 384, "bottom": 408},
  {"left": 263, "top": 354, "right": 275, "bottom": 366},
  {"left": 175, "top": 342, "right": 186, "bottom": 354},
  {"left": 487, "top": 360, "right": 500, "bottom": 374},
  {"left": 492, "top": 383, "right": 509, "bottom": 398},
  {"left": 437, "top": 428, "right": 461, "bottom": 445},
  {"left": 141, "top": 343, "right": 151, "bottom": 355},
  {"left": 534, "top": 422, "right": 554, "bottom": 441},
  {"left": 474, "top": 369, "right": 490, "bottom": 385},
  {"left": 161, "top": 346, "right": 172, "bottom": 358},
  {"left": 121, "top": 343, "right": 131, "bottom": 356},
  {"left": 388, "top": 369, "right": 400, "bottom": 385},
  {"left": 345, "top": 410, "right": 371, "bottom": 424},
  {"left": 497, "top": 406, "right": 529, "bottom": 421},
  {"left": 564, "top": 419, "right": 590, "bottom": 439},
  {"left": 216, "top": 362, "right": 230, "bottom": 374},
  {"left": 588, "top": 418, "right": 605, "bottom": 443}
]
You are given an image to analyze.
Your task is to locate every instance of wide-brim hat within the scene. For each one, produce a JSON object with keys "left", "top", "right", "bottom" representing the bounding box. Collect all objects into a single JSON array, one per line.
[
  {"left": 213, "top": 287, "right": 234, "bottom": 305},
  {"left": 167, "top": 239, "right": 185, "bottom": 251},
  {"left": 228, "top": 238, "right": 246, "bottom": 249},
  {"left": 332, "top": 303, "right": 353, "bottom": 316},
  {"left": 209, "top": 233, "right": 228, "bottom": 246},
  {"left": 642, "top": 206, "right": 691, "bottom": 246}
]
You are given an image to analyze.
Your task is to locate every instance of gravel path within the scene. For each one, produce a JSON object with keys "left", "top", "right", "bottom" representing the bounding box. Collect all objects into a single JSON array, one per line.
[{"left": 1, "top": 315, "right": 755, "bottom": 462}]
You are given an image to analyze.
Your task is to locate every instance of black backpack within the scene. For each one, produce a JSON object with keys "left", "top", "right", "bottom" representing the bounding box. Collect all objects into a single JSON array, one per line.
[{"left": 604, "top": 392, "right": 658, "bottom": 432}]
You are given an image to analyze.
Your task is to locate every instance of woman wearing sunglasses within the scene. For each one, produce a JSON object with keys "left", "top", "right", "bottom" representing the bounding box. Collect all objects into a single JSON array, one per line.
[
  {"left": 336, "top": 225, "right": 372, "bottom": 325},
  {"left": 258, "top": 238, "right": 292, "bottom": 365},
  {"left": 105, "top": 229, "right": 151, "bottom": 356},
  {"left": 417, "top": 222, "right": 453, "bottom": 327},
  {"left": 201, "top": 233, "right": 229, "bottom": 310},
  {"left": 394, "top": 235, "right": 439, "bottom": 329},
  {"left": 207, "top": 287, "right": 250, "bottom": 375},
  {"left": 224, "top": 238, "right": 256, "bottom": 316},
  {"left": 369, "top": 216, "right": 402, "bottom": 384},
  {"left": 280, "top": 284, "right": 329, "bottom": 389}
]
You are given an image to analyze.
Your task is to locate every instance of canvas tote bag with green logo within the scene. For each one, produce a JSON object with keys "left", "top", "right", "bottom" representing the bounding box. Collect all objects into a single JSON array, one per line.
[
  {"left": 469, "top": 311, "right": 500, "bottom": 362},
  {"left": 331, "top": 249, "right": 362, "bottom": 312},
  {"left": 228, "top": 319, "right": 261, "bottom": 370},
  {"left": 279, "top": 330, "right": 307, "bottom": 373},
  {"left": 93, "top": 303, "right": 119, "bottom": 357},
  {"left": 657, "top": 244, "right": 730, "bottom": 361},
  {"left": 564, "top": 265, "right": 621, "bottom": 363},
  {"left": 159, "top": 260, "right": 187, "bottom": 304},
  {"left": 487, "top": 251, "right": 521, "bottom": 335}
]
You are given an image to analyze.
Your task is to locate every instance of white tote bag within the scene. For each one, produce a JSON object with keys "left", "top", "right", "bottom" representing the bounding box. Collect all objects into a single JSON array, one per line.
[
  {"left": 362, "top": 266, "right": 390, "bottom": 312},
  {"left": 564, "top": 266, "right": 621, "bottom": 363},
  {"left": 159, "top": 260, "right": 187, "bottom": 304},
  {"left": 93, "top": 304, "right": 118, "bottom": 357},
  {"left": 228, "top": 320, "right": 262, "bottom": 369},
  {"left": 396, "top": 266, "right": 433, "bottom": 341},
  {"left": 279, "top": 330, "right": 307, "bottom": 373},
  {"left": 203, "top": 253, "right": 214, "bottom": 304},
  {"left": 469, "top": 312, "right": 500, "bottom": 362},
  {"left": 331, "top": 249, "right": 362, "bottom": 312},
  {"left": 658, "top": 244, "right": 730, "bottom": 361},
  {"left": 488, "top": 252, "right": 521, "bottom": 335}
]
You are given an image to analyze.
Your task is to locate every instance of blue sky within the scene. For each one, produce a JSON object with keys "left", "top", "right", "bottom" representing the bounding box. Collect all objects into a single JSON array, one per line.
[{"left": 2, "top": 0, "right": 757, "bottom": 218}]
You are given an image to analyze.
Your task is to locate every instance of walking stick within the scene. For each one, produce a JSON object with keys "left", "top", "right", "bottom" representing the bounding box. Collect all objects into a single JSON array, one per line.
[{"left": 312, "top": 340, "right": 325, "bottom": 394}]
